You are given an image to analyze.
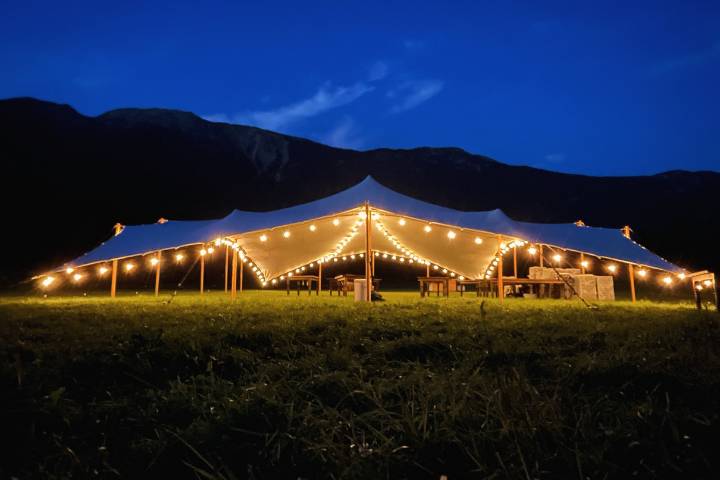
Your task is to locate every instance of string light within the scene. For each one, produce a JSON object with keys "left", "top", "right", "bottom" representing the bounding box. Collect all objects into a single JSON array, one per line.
[
  {"left": 662, "top": 276, "right": 672, "bottom": 285},
  {"left": 98, "top": 266, "right": 108, "bottom": 275},
  {"left": 73, "top": 273, "right": 83, "bottom": 282},
  {"left": 678, "top": 273, "right": 686, "bottom": 280},
  {"left": 125, "top": 263, "right": 135, "bottom": 272},
  {"left": 207, "top": 247, "right": 214, "bottom": 254},
  {"left": 42, "top": 276, "right": 55, "bottom": 288},
  {"left": 150, "top": 257, "right": 159, "bottom": 266},
  {"left": 309, "top": 224, "right": 317, "bottom": 232},
  {"left": 607, "top": 264, "right": 617, "bottom": 273},
  {"left": 200, "top": 249, "right": 207, "bottom": 256},
  {"left": 424, "top": 225, "right": 432, "bottom": 233},
  {"left": 527, "top": 246, "right": 537, "bottom": 256},
  {"left": 552, "top": 254, "right": 562, "bottom": 263},
  {"left": 283, "top": 231, "right": 291, "bottom": 238},
  {"left": 703, "top": 280, "right": 712, "bottom": 287},
  {"left": 260, "top": 234, "right": 268, "bottom": 242},
  {"left": 175, "top": 253, "right": 184, "bottom": 262},
  {"left": 696, "top": 284, "right": 704, "bottom": 291},
  {"left": 580, "top": 260, "right": 589, "bottom": 268},
  {"left": 333, "top": 219, "right": 340, "bottom": 226},
  {"left": 398, "top": 218, "right": 406, "bottom": 226},
  {"left": 474, "top": 237, "right": 483, "bottom": 245},
  {"left": 637, "top": 269, "right": 647, "bottom": 278},
  {"left": 65, "top": 267, "right": 74, "bottom": 274},
  {"left": 447, "top": 231, "right": 457, "bottom": 239}
]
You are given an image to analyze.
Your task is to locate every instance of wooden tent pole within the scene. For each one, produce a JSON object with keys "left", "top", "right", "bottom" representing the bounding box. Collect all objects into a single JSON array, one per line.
[
  {"left": 239, "top": 259, "right": 243, "bottom": 293},
  {"left": 200, "top": 252, "right": 205, "bottom": 295},
  {"left": 224, "top": 245, "right": 229, "bottom": 293},
  {"left": 623, "top": 226, "right": 636, "bottom": 303},
  {"left": 426, "top": 262, "right": 430, "bottom": 277},
  {"left": 513, "top": 246, "right": 518, "bottom": 278},
  {"left": 318, "top": 261, "right": 322, "bottom": 295},
  {"left": 110, "top": 259, "right": 118, "bottom": 298},
  {"left": 539, "top": 244, "right": 544, "bottom": 268},
  {"left": 110, "top": 223, "right": 123, "bottom": 298},
  {"left": 230, "top": 249, "right": 237, "bottom": 300},
  {"left": 497, "top": 235, "right": 504, "bottom": 303},
  {"left": 580, "top": 252, "right": 586, "bottom": 274},
  {"left": 154, "top": 251, "right": 162, "bottom": 297},
  {"left": 365, "top": 202, "right": 372, "bottom": 302}
]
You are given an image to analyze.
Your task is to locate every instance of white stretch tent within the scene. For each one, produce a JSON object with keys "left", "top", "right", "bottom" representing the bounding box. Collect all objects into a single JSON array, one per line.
[{"left": 57, "top": 176, "right": 683, "bottom": 284}]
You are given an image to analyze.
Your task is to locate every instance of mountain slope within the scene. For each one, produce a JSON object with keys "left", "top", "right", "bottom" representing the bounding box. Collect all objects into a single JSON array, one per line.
[{"left": 1, "top": 97, "right": 718, "bottom": 284}]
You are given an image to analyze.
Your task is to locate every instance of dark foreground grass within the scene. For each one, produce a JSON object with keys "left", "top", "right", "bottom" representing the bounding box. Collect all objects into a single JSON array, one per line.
[{"left": 1, "top": 292, "right": 719, "bottom": 479}]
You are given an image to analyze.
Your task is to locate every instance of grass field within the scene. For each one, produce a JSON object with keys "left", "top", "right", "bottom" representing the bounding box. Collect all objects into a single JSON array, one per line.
[{"left": 1, "top": 291, "right": 719, "bottom": 479}]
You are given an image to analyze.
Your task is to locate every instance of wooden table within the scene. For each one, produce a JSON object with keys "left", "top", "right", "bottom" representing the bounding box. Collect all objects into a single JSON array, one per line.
[
  {"left": 286, "top": 275, "right": 320, "bottom": 295},
  {"left": 331, "top": 274, "right": 381, "bottom": 296},
  {"left": 418, "top": 276, "right": 450, "bottom": 297},
  {"left": 456, "top": 279, "right": 488, "bottom": 297}
]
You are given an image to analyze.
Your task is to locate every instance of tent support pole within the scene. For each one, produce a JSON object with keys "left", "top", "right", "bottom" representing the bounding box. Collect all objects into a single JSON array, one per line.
[
  {"left": 224, "top": 245, "right": 229, "bottom": 293},
  {"left": 713, "top": 273, "right": 719, "bottom": 312},
  {"left": 581, "top": 252, "right": 586, "bottom": 274},
  {"left": 200, "top": 253, "right": 205, "bottom": 295},
  {"left": 154, "top": 251, "right": 161, "bottom": 297},
  {"left": 365, "top": 202, "right": 372, "bottom": 302},
  {"left": 318, "top": 261, "right": 322, "bottom": 295},
  {"left": 110, "top": 259, "right": 118, "bottom": 298},
  {"left": 497, "top": 235, "right": 504, "bottom": 303},
  {"left": 539, "top": 245, "right": 544, "bottom": 268},
  {"left": 231, "top": 249, "right": 237, "bottom": 300},
  {"left": 623, "top": 226, "right": 636, "bottom": 303},
  {"left": 239, "top": 260, "right": 243, "bottom": 293},
  {"left": 513, "top": 247, "right": 518, "bottom": 278}
]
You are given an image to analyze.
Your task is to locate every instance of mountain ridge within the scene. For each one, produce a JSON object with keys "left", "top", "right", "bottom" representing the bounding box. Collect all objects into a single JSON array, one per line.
[{"left": 1, "top": 97, "right": 717, "bottom": 283}]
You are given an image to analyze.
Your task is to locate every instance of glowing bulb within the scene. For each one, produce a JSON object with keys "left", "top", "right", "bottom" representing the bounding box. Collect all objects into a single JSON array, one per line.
[
  {"left": 458, "top": 276, "right": 465, "bottom": 280},
  {"left": 433, "top": 265, "right": 439, "bottom": 270},
  {"left": 580, "top": 260, "right": 589, "bottom": 268},
  {"left": 214, "top": 238, "right": 222, "bottom": 246},
  {"left": 607, "top": 264, "right": 617, "bottom": 273},
  {"left": 260, "top": 234, "right": 268, "bottom": 242},
  {"left": 552, "top": 254, "right": 562, "bottom": 263},
  {"left": 283, "top": 231, "right": 291, "bottom": 238},
  {"left": 175, "top": 253, "right": 184, "bottom": 262},
  {"left": 474, "top": 237, "right": 483, "bottom": 245},
  {"left": 200, "top": 249, "right": 207, "bottom": 256},
  {"left": 98, "top": 266, "right": 108, "bottom": 275},
  {"left": 125, "top": 263, "right": 134, "bottom": 272},
  {"left": 442, "top": 268, "right": 448, "bottom": 273},
  {"left": 207, "top": 247, "right": 214, "bottom": 254},
  {"left": 527, "top": 247, "right": 537, "bottom": 256},
  {"left": 703, "top": 280, "right": 712, "bottom": 287},
  {"left": 288, "top": 272, "right": 293, "bottom": 277},
  {"left": 447, "top": 231, "right": 456, "bottom": 239},
  {"left": 678, "top": 273, "right": 686, "bottom": 280},
  {"left": 662, "top": 276, "right": 672, "bottom": 285},
  {"left": 696, "top": 284, "right": 704, "bottom": 291},
  {"left": 65, "top": 267, "right": 74, "bottom": 274},
  {"left": 42, "top": 276, "right": 55, "bottom": 288},
  {"left": 424, "top": 225, "right": 432, "bottom": 233},
  {"left": 309, "top": 224, "right": 317, "bottom": 232},
  {"left": 271, "top": 279, "right": 277, "bottom": 284},
  {"left": 333, "top": 219, "right": 340, "bottom": 226},
  {"left": 398, "top": 218, "right": 406, "bottom": 226},
  {"left": 382, "top": 253, "right": 388, "bottom": 258},
  {"left": 374, "top": 252, "right": 379, "bottom": 257},
  {"left": 450, "top": 272, "right": 455, "bottom": 277},
  {"left": 638, "top": 269, "right": 647, "bottom": 278},
  {"left": 73, "top": 273, "right": 82, "bottom": 282},
  {"left": 295, "top": 268, "right": 300, "bottom": 273},
  {"left": 350, "top": 254, "right": 356, "bottom": 259},
  {"left": 150, "top": 257, "right": 159, "bottom": 266}
]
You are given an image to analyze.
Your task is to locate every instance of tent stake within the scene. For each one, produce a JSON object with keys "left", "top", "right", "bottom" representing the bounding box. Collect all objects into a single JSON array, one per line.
[
  {"left": 365, "top": 202, "right": 372, "bottom": 302},
  {"left": 154, "top": 251, "right": 161, "bottom": 297},
  {"left": 623, "top": 226, "right": 636, "bottom": 303},
  {"left": 497, "top": 235, "right": 504, "bottom": 303},
  {"left": 231, "top": 249, "right": 237, "bottom": 300}
]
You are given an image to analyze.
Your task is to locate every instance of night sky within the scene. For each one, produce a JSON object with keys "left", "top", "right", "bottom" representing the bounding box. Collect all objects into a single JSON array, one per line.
[{"left": 1, "top": 0, "right": 718, "bottom": 175}]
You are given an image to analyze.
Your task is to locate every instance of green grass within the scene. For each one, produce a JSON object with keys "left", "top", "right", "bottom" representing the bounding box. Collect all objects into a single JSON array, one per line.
[{"left": 1, "top": 291, "right": 719, "bottom": 479}]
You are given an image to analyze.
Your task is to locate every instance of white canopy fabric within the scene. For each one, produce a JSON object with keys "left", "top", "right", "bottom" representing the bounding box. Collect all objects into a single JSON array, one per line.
[{"left": 61, "top": 176, "right": 683, "bottom": 280}]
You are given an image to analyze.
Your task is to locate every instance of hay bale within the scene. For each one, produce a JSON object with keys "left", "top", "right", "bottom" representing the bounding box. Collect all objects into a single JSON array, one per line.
[
  {"left": 569, "top": 274, "right": 598, "bottom": 300},
  {"left": 596, "top": 276, "right": 615, "bottom": 301}
]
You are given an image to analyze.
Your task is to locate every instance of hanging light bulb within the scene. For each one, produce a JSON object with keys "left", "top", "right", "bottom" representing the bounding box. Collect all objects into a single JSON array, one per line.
[
  {"left": 125, "top": 263, "right": 135, "bottom": 272},
  {"left": 703, "top": 279, "right": 712, "bottom": 287},
  {"left": 207, "top": 247, "right": 215, "bottom": 254},
  {"left": 309, "top": 224, "right": 317, "bottom": 232},
  {"left": 200, "top": 249, "right": 207, "bottom": 256},
  {"left": 424, "top": 225, "right": 432, "bottom": 233},
  {"left": 552, "top": 254, "right": 562, "bottom": 263},
  {"left": 447, "top": 231, "right": 456, "bottom": 239},
  {"left": 678, "top": 273, "right": 686, "bottom": 280},
  {"left": 607, "top": 264, "right": 617, "bottom": 273},
  {"left": 65, "top": 267, "right": 74, "bottom": 274},
  {"left": 175, "top": 253, "right": 184, "bottom": 262},
  {"left": 73, "top": 273, "right": 83, "bottom": 282},
  {"left": 41, "top": 276, "right": 55, "bottom": 288},
  {"left": 474, "top": 237, "right": 483, "bottom": 245},
  {"left": 260, "top": 234, "right": 268, "bottom": 242},
  {"left": 283, "top": 231, "right": 291, "bottom": 238},
  {"left": 333, "top": 218, "right": 340, "bottom": 226},
  {"left": 637, "top": 269, "right": 647, "bottom": 278},
  {"left": 98, "top": 266, "right": 108, "bottom": 275},
  {"left": 662, "top": 276, "right": 672, "bottom": 285},
  {"left": 150, "top": 257, "right": 159, "bottom": 266},
  {"left": 527, "top": 246, "right": 537, "bottom": 256},
  {"left": 696, "top": 284, "right": 704, "bottom": 291},
  {"left": 580, "top": 260, "right": 589, "bottom": 268},
  {"left": 398, "top": 218, "right": 406, "bottom": 226}
]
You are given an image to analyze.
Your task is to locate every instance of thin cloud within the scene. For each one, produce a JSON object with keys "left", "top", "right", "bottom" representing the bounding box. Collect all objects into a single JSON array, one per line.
[
  {"left": 319, "top": 116, "right": 364, "bottom": 150},
  {"left": 650, "top": 42, "right": 720, "bottom": 75},
  {"left": 388, "top": 80, "right": 444, "bottom": 113},
  {"left": 205, "top": 82, "right": 374, "bottom": 131},
  {"left": 368, "top": 61, "right": 389, "bottom": 81}
]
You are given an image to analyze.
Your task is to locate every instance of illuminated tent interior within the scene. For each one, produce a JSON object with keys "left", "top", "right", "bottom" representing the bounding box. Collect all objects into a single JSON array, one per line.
[{"left": 44, "top": 176, "right": 691, "bottom": 295}]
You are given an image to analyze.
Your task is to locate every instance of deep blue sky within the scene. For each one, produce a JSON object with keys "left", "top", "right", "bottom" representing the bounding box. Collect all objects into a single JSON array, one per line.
[{"left": 1, "top": 0, "right": 719, "bottom": 175}]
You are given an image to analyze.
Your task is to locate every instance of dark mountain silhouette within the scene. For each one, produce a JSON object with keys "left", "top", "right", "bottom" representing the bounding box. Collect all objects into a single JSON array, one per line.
[{"left": 1, "top": 97, "right": 717, "bottom": 285}]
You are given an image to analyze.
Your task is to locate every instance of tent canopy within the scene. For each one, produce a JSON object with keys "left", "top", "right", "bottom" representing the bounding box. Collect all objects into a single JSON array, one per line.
[{"left": 61, "top": 176, "right": 682, "bottom": 279}]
